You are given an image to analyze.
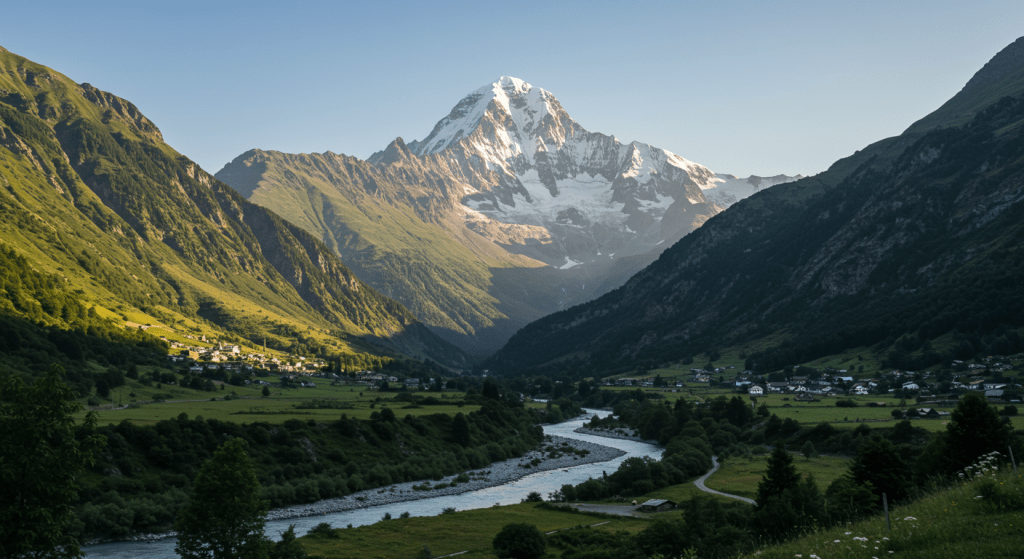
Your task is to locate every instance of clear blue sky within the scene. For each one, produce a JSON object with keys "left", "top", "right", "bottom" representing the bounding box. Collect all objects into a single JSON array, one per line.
[{"left": 4, "top": 1, "right": 1021, "bottom": 177}]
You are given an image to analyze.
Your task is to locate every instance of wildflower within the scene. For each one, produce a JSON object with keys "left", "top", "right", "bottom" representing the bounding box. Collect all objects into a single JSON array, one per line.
[
  {"left": 903, "top": 516, "right": 917, "bottom": 521},
  {"left": 854, "top": 536, "right": 868, "bottom": 541},
  {"left": 845, "top": 531, "right": 852, "bottom": 535},
  {"left": 834, "top": 539, "right": 841, "bottom": 543}
]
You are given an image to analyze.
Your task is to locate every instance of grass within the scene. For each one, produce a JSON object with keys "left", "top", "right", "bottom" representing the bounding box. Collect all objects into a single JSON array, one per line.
[
  {"left": 78, "top": 381, "right": 478, "bottom": 426},
  {"left": 704, "top": 454, "right": 853, "bottom": 500},
  {"left": 298, "top": 502, "right": 647, "bottom": 559},
  {"left": 746, "top": 466, "right": 1024, "bottom": 559}
]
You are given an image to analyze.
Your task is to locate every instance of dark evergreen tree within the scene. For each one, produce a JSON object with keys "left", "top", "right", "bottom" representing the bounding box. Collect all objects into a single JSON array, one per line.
[
  {"left": 0, "top": 364, "right": 104, "bottom": 558},
  {"left": 452, "top": 412, "right": 470, "bottom": 447},
  {"left": 175, "top": 438, "right": 269, "bottom": 559},
  {"left": 492, "top": 523, "right": 546, "bottom": 559},
  {"left": 755, "top": 447, "right": 800, "bottom": 505},
  {"left": 849, "top": 436, "right": 911, "bottom": 504},
  {"left": 945, "top": 392, "right": 1016, "bottom": 472}
]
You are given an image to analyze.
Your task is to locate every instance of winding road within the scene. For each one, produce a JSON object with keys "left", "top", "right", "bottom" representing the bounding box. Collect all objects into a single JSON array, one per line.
[
  {"left": 572, "top": 455, "right": 756, "bottom": 517},
  {"left": 694, "top": 456, "right": 757, "bottom": 505}
]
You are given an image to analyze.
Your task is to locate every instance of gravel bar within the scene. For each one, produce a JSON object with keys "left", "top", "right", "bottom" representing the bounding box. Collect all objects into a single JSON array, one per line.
[
  {"left": 267, "top": 432, "right": 625, "bottom": 520},
  {"left": 573, "top": 426, "right": 658, "bottom": 445}
]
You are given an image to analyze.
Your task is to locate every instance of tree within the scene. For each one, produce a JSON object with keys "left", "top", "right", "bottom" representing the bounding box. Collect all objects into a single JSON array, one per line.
[
  {"left": 268, "top": 525, "right": 306, "bottom": 559},
  {"left": 492, "top": 523, "right": 546, "bottom": 559},
  {"left": 945, "top": 392, "right": 1015, "bottom": 472},
  {"left": 175, "top": 438, "right": 270, "bottom": 559},
  {"left": 262, "top": 386, "right": 270, "bottom": 397},
  {"left": 755, "top": 447, "right": 800, "bottom": 505},
  {"left": 849, "top": 436, "right": 910, "bottom": 504},
  {"left": 800, "top": 441, "right": 818, "bottom": 460},
  {"left": 452, "top": 412, "right": 470, "bottom": 446},
  {"left": 824, "top": 475, "right": 876, "bottom": 524},
  {"left": 753, "top": 446, "right": 823, "bottom": 541},
  {"left": 1, "top": 364, "right": 104, "bottom": 559}
]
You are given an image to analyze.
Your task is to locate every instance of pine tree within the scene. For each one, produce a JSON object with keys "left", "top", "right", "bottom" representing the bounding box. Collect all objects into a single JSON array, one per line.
[
  {"left": 175, "top": 438, "right": 269, "bottom": 559},
  {"left": 0, "top": 364, "right": 104, "bottom": 558},
  {"left": 755, "top": 446, "right": 800, "bottom": 505}
]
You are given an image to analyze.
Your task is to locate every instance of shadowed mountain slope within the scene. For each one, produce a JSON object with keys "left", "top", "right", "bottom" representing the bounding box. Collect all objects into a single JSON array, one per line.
[{"left": 484, "top": 37, "right": 1024, "bottom": 376}]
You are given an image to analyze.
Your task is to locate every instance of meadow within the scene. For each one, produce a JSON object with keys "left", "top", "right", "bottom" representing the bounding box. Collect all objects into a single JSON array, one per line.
[
  {"left": 299, "top": 502, "right": 647, "bottom": 559},
  {"left": 77, "top": 372, "right": 478, "bottom": 425},
  {"left": 745, "top": 466, "right": 1024, "bottom": 559}
]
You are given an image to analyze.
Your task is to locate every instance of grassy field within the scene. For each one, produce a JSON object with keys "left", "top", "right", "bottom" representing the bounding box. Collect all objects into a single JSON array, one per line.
[
  {"left": 597, "top": 381, "right": 1024, "bottom": 433},
  {"left": 703, "top": 454, "right": 853, "bottom": 500},
  {"left": 745, "top": 468, "right": 1024, "bottom": 559},
  {"left": 78, "top": 378, "right": 478, "bottom": 426},
  {"left": 298, "top": 502, "right": 648, "bottom": 559}
]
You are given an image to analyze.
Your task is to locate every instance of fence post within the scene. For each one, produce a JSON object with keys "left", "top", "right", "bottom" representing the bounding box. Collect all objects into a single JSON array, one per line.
[
  {"left": 1010, "top": 445, "right": 1018, "bottom": 474},
  {"left": 883, "top": 492, "right": 891, "bottom": 531}
]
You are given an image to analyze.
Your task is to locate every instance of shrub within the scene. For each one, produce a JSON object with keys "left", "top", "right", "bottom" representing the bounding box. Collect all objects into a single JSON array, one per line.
[
  {"left": 307, "top": 522, "right": 338, "bottom": 538},
  {"left": 493, "top": 523, "right": 546, "bottom": 559}
]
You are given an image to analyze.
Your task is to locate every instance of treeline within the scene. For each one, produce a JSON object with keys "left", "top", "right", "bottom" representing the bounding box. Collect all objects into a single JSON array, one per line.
[
  {"left": 76, "top": 394, "right": 544, "bottom": 539},
  {"left": 0, "top": 244, "right": 167, "bottom": 390},
  {"left": 553, "top": 396, "right": 752, "bottom": 501},
  {"left": 549, "top": 391, "right": 1021, "bottom": 558}
]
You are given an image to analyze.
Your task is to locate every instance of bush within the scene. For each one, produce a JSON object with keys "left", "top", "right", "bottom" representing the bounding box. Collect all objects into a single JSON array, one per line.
[
  {"left": 307, "top": 522, "right": 338, "bottom": 538},
  {"left": 493, "top": 523, "right": 546, "bottom": 559},
  {"left": 836, "top": 399, "right": 858, "bottom": 408}
]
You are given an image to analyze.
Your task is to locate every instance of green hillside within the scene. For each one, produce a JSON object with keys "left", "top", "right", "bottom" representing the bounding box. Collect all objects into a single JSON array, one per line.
[
  {"left": 0, "top": 45, "right": 465, "bottom": 376},
  {"left": 216, "top": 144, "right": 592, "bottom": 356}
]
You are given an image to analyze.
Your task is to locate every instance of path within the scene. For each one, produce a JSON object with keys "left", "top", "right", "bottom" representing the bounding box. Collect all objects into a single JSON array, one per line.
[{"left": 694, "top": 456, "right": 757, "bottom": 505}]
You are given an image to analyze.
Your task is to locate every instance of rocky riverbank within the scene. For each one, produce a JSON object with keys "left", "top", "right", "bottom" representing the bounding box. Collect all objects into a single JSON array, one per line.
[
  {"left": 86, "top": 420, "right": 627, "bottom": 544},
  {"left": 573, "top": 426, "right": 658, "bottom": 445},
  {"left": 267, "top": 433, "right": 625, "bottom": 520}
]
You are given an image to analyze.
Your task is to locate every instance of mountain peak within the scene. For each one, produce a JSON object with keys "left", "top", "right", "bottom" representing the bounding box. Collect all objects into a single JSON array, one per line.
[{"left": 409, "top": 76, "right": 560, "bottom": 156}]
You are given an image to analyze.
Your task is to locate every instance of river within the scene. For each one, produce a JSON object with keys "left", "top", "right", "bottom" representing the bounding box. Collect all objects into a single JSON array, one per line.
[{"left": 84, "top": 410, "right": 661, "bottom": 558}]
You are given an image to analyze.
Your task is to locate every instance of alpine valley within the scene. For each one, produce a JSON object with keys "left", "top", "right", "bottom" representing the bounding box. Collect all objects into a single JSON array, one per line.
[{"left": 217, "top": 77, "right": 799, "bottom": 354}]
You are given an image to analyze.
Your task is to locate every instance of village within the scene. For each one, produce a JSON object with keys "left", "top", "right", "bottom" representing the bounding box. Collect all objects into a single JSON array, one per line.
[{"left": 606, "top": 355, "right": 1022, "bottom": 411}]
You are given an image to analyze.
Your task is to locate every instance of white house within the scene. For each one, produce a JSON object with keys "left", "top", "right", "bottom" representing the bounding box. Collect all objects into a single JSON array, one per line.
[{"left": 748, "top": 385, "right": 764, "bottom": 396}]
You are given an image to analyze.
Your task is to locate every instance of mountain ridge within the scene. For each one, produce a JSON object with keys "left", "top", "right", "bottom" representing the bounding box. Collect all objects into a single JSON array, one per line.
[
  {"left": 220, "top": 78, "right": 797, "bottom": 353},
  {"left": 484, "top": 37, "right": 1024, "bottom": 376},
  {"left": 0, "top": 45, "right": 465, "bottom": 368}
]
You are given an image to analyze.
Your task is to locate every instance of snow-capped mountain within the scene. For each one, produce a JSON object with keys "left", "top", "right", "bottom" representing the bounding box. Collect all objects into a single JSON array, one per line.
[
  {"left": 224, "top": 77, "right": 800, "bottom": 353},
  {"left": 702, "top": 173, "right": 804, "bottom": 207},
  {"left": 373, "top": 77, "right": 726, "bottom": 268}
]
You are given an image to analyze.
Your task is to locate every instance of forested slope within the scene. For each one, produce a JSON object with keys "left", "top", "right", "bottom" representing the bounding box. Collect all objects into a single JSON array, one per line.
[{"left": 487, "top": 36, "right": 1024, "bottom": 376}]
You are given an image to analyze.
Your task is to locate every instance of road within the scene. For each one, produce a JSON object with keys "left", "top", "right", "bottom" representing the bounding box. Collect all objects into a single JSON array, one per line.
[{"left": 694, "top": 456, "right": 757, "bottom": 505}]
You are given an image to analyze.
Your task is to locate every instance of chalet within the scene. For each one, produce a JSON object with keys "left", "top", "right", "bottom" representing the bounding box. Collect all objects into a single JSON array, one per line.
[
  {"left": 768, "top": 382, "right": 790, "bottom": 393},
  {"left": 902, "top": 382, "right": 920, "bottom": 391},
  {"left": 640, "top": 499, "right": 676, "bottom": 512},
  {"left": 852, "top": 384, "right": 870, "bottom": 395},
  {"left": 748, "top": 385, "right": 764, "bottom": 396}
]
